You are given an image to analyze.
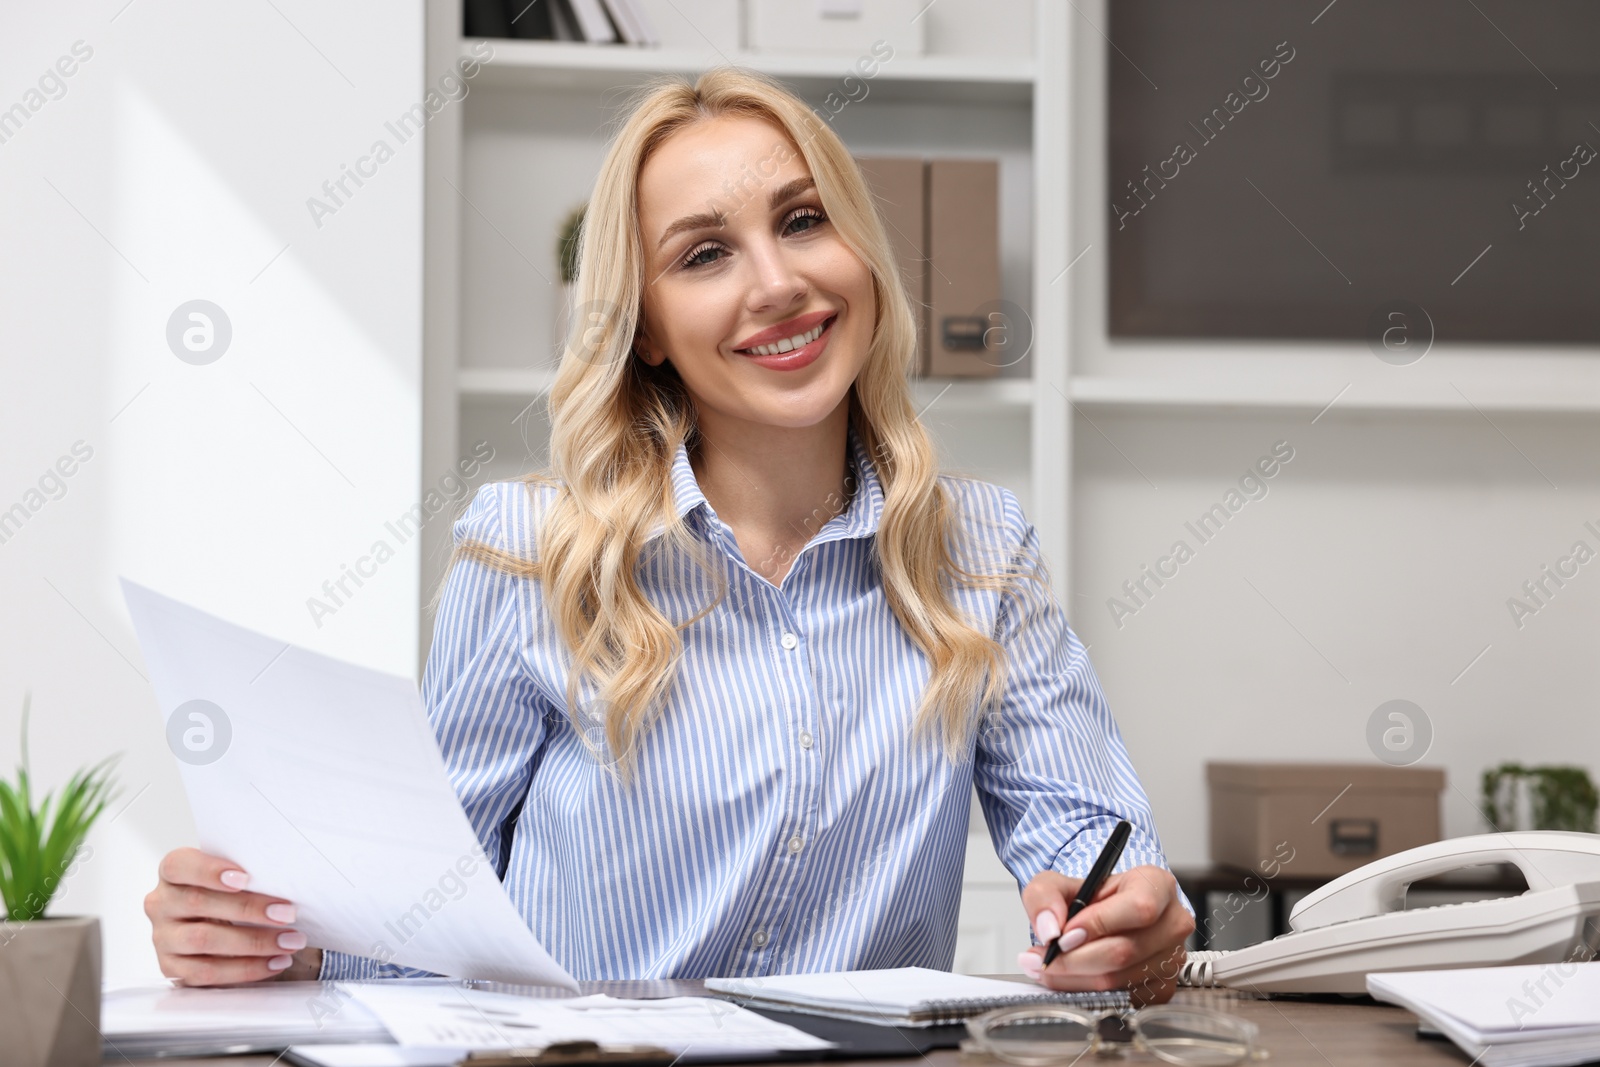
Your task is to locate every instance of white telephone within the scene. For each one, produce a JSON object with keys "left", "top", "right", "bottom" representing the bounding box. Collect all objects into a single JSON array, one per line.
[{"left": 1182, "top": 831, "right": 1600, "bottom": 995}]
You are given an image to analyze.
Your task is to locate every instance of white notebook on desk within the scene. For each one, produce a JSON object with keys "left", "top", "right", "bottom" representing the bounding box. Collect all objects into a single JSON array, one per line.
[{"left": 704, "top": 967, "right": 1130, "bottom": 1027}]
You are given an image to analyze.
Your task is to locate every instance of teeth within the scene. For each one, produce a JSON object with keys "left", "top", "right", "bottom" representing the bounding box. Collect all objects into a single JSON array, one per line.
[{"left": 745, "top": 318, "right": 827, "bottom": 357}]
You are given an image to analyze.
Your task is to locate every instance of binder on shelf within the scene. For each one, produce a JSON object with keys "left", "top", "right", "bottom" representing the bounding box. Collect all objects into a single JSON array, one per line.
[
  {"left": 463, "top": 0, "right": 511, "bottom": 38},
  {"left": 568, "top": 0, "right": 620, "bottom": 42},
  {"left": 855, "top": 155, "right": 930, "bottom": 376},
  {"left": 548, "top": 0, "right": 583, "bottom": 41},
  {"left": 622, "top": 0, "right": 660, "bottom": 46},
  {"left": 927, "top": 158, "right": 1001, "bottom": 378},
  {"left": 504, "top": 0, "right": 555, "bottom": 40},
  {"left": 600, "top": 0, "right": 642, "bottom": 45}
]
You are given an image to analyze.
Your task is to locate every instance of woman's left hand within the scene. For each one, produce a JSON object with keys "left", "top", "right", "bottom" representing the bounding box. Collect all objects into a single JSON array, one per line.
[{"left": 1017, "top": 865, "right": 1195, "bottom": 1005}]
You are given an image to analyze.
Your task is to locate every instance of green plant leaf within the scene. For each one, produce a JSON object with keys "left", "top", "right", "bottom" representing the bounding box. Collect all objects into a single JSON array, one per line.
[
  {"left": 0, "top": 693, "right": 121, "bottom": 921},
  {"left": 1479, "top": 762, "right": 1599, "bottom": 835}
]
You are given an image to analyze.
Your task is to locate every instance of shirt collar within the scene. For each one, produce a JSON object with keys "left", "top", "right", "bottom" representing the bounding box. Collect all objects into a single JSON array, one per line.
[{"left": 650, "top": 423, "right": 884, "bottom": 545}]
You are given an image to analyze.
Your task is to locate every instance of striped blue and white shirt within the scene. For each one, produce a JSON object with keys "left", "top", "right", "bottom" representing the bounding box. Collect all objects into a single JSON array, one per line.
[{"left": 319, "top": 423, "right": 1173, "bottom": 981}]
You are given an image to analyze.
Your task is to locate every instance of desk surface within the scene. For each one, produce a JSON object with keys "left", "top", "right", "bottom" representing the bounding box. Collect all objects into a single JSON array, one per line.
[{"left": 118, "top": 977, "right": 1472, "bottom": 1067}]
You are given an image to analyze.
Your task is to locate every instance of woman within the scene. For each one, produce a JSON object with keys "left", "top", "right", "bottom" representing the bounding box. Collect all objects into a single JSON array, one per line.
[{"left": 145, "top": 67, "right": 1193, "bottom": 1000}]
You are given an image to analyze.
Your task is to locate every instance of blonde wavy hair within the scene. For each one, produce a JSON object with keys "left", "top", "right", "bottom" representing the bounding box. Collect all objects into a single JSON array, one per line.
[{"left": 442, "top": 66, "right": 1049, "bottom": 783}]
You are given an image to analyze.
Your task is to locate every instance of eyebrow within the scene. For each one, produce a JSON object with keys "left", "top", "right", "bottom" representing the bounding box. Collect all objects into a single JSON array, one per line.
[{"left": 653, "top": 175, "right": 818, "bottom": 254}]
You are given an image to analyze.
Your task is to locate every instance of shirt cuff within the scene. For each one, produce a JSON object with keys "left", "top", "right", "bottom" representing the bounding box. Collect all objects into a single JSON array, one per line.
[
  {"left": 1047, "top": 847, "right": 1197, "bottom": 921},
  {"left": 315, "top": 949, "right": 442, "bottom": 981}
]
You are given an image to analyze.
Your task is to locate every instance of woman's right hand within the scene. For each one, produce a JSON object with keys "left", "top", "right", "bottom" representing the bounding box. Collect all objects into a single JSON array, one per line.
[{"left": 145, "top": 847, "right": 314, "bottom": 986}]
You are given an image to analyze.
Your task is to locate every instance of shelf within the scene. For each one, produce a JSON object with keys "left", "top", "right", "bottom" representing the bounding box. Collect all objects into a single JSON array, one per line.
[
  {"left": 459, "top": 367, "right": 558, "bottom": 399},
  {"left": 909, "top": 376, "right": 1034, "bottom": 412},
  {"left": 460, "top": 370, "right": 1600, "bottom": 416},
  {"left": 458, "top": 367, "right": 1034, "bottom": 411},
  {"left": 1067, "top": 378, "right": 1600, "bottom": 417},
  {"left": 463, "top": 39, "right": 1035, "bottom": 104}
]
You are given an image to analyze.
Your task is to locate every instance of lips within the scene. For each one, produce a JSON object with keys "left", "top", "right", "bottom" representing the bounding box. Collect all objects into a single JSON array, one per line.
[
  {"left": 733, "top": 310, "right": 838, "bottom": 353},
  {"left": 737, "top": 313, "right": 835, "bottom": 371}
]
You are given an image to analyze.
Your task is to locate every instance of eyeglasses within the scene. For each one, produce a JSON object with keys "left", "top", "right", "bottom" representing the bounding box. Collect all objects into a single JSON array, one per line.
[{"left": 962, "top": 1003, "right": 1266, "bottom": 1066}]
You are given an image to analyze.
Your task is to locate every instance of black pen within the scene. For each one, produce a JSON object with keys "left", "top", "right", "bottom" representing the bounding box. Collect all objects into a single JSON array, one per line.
[{"left": 1041, "top": 819, "right": 1132, "bottom": 967}]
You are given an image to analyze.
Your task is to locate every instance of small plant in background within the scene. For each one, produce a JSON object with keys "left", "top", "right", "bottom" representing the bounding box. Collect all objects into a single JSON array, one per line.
[
  {"left": 557, "top": 202, "right": 586, "bottom": 285},
  {"left": 1482, "top": 762, "right": 1599, "bottom": 834},
  {"left": 0, "top": 692, "right": 120, "bottom": 921}
]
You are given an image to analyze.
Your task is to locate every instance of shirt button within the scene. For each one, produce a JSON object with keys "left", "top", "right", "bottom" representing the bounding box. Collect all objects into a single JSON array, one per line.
[
  {"left": 780, "top": 632, "right": 798, "bottom": 650},
  {"left": 751, "top": 929, "right": 768, "bottom": 948},
  {"left": 798, "top": 729, "right": 813, "bottom": 749},
  {"left": 788, "top": 835, "right": 804, "bottom": 854}
]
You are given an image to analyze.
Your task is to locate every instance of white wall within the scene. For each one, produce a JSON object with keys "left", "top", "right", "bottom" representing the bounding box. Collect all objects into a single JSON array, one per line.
[
  {"left": 1074, "top": 411, "right": 1600, "bottom": 863},
  {"left": 1066, "top": 0, "right": 1600, "bottom": 867},
  {"left": 0, "top": 1, "right": 423, "bottom": 984}
]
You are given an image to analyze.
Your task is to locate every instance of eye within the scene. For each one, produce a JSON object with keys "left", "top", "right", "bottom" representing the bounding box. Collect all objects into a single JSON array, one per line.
[
  {"left": 784, "top": 205, "right": 827, "bottom": 234},
  {"left": 675, "top": 205, "right": 830, "bottom": 271},
  {"left": 679, "top": 241, "right": 722, "bottom": 270}
]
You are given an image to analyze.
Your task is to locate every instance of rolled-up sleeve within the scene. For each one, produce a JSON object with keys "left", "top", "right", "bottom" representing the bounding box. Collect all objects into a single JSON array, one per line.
[
  {"left": 318, "top": 481, "right": 554, "bottom": 981},
  {"left": 972, "top": 489, "right": 1185, "bottom": 909}
]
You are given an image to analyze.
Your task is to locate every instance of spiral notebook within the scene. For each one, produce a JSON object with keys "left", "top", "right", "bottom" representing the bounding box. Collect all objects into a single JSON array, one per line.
[{"left": 704, "top": 967, "right": 1130, "bottom": 1028}]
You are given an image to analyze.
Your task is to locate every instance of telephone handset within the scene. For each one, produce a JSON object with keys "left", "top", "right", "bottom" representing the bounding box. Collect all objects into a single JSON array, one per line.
[{"left": 1183, "top": 831, "right": 1600, "bottom": 995}]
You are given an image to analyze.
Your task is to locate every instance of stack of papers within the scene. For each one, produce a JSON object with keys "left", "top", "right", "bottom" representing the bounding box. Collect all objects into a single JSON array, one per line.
[
  {"left": 343, "top": 984, "right": 836, "bottom": 1059},
  {"left": 705, "top": 966, "right": 1130, "bottom": 1027},
  {"left": 102, "top": 980, "right": 836, "bottom": 1065},
  {"left": 102, "top": 983, "right": 389, "bottom": 1058},
  {"left": 1368, "top": 963, "right": 1600, "bottom": 1067}
]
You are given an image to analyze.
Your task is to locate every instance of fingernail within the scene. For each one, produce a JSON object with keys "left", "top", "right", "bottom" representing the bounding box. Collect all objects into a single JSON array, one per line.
[
  {"left": 1016, "top": 950, "right": 1042, "bottom": 979},
  {"left": 220, "top": 869, "right": 249, "bottom": 890},
  {"left": 265, "top": 903, "right": 296, "bottom": 924},
  {"left": 1033, "top": 909, "right": 1060, "bottom": 942},
  {"left": 1056, "top": 928, "right": 1089, "bottom": 954},
  {"left": 277, "top": 931, "right": 307, "bottom": 951},
  {"left": 267, "top": 955, "right": 293, "bottom": 971}
]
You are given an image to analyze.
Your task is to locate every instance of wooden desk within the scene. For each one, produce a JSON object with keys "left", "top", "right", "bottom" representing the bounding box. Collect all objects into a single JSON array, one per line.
[{"left": 117, "top": 979, "right": 1476, "bottom": 1067}]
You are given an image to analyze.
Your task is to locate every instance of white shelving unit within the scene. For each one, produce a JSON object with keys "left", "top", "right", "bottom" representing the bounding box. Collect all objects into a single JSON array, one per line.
[
  {"left": 421, "top": 0, "right": 1068, "bottom": 974},
  {"left": 464, "top": 38, "right": 1035, "bottom": 102},
  {"left": 1067, "top": 377, "right": 1600, "bottom": 416},
  {"left": 458, "top": 366, "right": 1036, "bottom": 410}
]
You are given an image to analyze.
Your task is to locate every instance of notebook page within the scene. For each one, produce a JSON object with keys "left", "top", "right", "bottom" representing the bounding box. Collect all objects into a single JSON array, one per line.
[{"left": 706, "top": 967, "right": 1045, "bottom": 1011}]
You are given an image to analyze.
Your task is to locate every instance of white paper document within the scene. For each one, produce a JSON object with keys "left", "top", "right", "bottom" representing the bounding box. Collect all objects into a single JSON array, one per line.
[
  {"left": 1369, "top": 963, "right": 1600, "bottom": 1067},
  {"left": 121, "top": 578, "right": 579, "bottom": 989},
  {"left": 341, "top": 984, "right": 837, "bottom": 1056}
]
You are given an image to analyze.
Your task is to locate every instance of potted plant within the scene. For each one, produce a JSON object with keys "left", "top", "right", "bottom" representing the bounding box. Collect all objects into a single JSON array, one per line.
[
  {"left": 1482, "top": 762, "right": 1599, "bottom": 833},
  {"left": 0, "top": 691, "right": 119, "bottom": 1067},
  {"left": 552, "top": 202, "right": 586, "bottom": 360}
]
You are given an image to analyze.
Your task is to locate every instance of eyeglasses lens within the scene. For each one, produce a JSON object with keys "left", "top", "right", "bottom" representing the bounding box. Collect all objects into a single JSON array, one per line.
[
  {"left": 1134, "top": 1008, "right": 1257, "bottom": 1066},
  {"left": 980, "top": 1015, "right": 1098, "bottom": 1066}
]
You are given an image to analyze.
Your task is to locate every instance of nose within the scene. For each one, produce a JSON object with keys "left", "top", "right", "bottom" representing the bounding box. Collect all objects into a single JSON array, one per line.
[{"left": 743, "top": 232, "right": 807, "bottom": 318}]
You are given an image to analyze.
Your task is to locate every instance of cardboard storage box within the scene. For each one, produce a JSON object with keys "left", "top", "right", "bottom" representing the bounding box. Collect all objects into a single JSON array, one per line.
[
  {"left": 746, "top": 0, "right": 925, "bottom": 55},
  {"left": 1207, "top": 762, "right": 1445, "bottom": 878},
  {"left": 854, "top": 156, "right": 928, "bottom": 374},
  {"left": 926, "top": 158, "right": 1000, "bottom": 377},
  {"left": 854, "top": 155, "right": 1002, "bottom": 378}
]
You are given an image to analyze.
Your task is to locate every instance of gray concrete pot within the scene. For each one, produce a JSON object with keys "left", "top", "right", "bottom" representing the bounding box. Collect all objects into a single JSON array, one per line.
[{"left": 0, "top": 915, "right": 101, "bottom": 1067}]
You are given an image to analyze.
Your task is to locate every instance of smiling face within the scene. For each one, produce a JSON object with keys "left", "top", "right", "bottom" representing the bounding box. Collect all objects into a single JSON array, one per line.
[{"left": 634, "top": 114, "right": 876, "bottom": 433}]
